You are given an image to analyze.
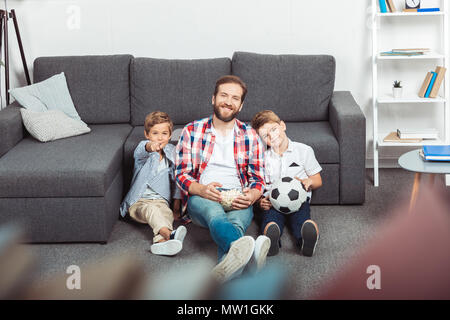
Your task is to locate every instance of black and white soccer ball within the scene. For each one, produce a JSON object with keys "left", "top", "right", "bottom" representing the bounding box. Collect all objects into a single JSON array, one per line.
[{"left": 269, "top": 176, "right": 308, "bottom": 214}]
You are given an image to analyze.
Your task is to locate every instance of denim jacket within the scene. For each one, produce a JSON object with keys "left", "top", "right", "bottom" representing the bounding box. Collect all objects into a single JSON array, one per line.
[{"left": 120, "top": 141, "right": 181, "bottom": 218}]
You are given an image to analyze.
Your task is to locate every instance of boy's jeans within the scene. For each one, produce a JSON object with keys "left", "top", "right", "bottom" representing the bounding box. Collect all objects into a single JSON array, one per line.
[
  {"left": 187, "top": 195, "right": 253, "bottom": 261},
  {"left": 260, "top": 199, "right": 311, "bottom": 248}
]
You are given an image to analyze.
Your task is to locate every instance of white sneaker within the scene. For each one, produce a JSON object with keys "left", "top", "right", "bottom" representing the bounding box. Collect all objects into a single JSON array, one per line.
[
  {"left": 252, "top": 235, "right": 271, "bottom": 271},
  {"left": 150, "top": 239, "right": 182, "bottom": 256},
  {"left": 211, "top": 236, "right": 255, "bottom": 283},
  {"left": 170, "top": 225, "right": 187, "bottom": 243}
]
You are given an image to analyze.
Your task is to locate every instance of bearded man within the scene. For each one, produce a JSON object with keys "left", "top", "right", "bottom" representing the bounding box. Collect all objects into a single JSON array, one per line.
[{"left": 175, "top": 75, "right": 269, "bottom": 282}]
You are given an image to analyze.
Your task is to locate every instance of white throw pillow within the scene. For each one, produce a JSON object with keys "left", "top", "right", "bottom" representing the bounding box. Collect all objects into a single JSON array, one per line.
[
  {"left": 20, "top": 108, "right": 90, "bottom": 142},
  {"left": 10, "top": 72, "right": 81, "bottom": 121}
]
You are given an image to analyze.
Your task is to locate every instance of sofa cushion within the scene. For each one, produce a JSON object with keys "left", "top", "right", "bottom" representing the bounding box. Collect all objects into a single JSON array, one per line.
[
  {"left": 284, "top": 122, "right": 339, "bottom": 164},
  {"left": 0, "top": 124, "right": 132, "bottom": 198},
  {"left": 10, "top": 72, "right": 81, "bottom": 121},
  {"left": 20, "top": 108, "right": 91, "bottom": 142},
  {"left": 232, "top": 52, "right": 335, "bottom": 122},
  {"left": 130, "top": 57, "right": 231, "bottom": 126},
  {"left": 33, "top": 55, "right": 133, "bottom": 124}
]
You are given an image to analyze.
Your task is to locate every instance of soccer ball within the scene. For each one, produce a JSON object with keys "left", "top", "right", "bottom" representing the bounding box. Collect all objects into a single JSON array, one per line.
[{"left": 269, "top": 177, "right": 308, "bottom": 214}]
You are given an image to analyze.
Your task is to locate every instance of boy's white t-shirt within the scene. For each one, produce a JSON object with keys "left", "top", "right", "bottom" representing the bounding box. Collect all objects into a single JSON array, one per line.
[
  {"left": 199, "top": 125, "right": 242, "bottom": 190},
  {"left": 141, "top": 156, "right": 169, "bottom": 201},
  {"left": 264, "top": 139, "right": 322, "bottom": 199}
]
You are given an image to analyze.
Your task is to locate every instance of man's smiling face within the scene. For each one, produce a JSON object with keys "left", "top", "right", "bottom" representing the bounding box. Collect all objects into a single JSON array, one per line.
[{"left": 212, "top": 83, "right": 244, "bottom": 123}]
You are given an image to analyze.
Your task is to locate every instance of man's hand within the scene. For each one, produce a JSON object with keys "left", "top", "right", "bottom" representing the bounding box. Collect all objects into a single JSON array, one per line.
[
  {"left": 232, "top": 188, "right": 262, "bottom": 210},
  {"left": 201, "top": 182, "right": 223, "bottom": 202},
  {"left": 258, "top": 196, "right": 272, "bottom": 211},
  {"left": 146, "top": 141, "right": 163, "bottom": 152}
]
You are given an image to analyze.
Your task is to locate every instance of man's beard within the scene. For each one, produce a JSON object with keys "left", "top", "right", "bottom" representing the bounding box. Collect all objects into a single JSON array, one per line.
[{"left": 213, "top": 102, "right": 241, "bottom": 122}]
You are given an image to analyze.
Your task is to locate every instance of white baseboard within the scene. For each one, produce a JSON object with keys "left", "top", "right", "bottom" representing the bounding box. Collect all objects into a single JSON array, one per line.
[
  {"left": 365, "top": 158, "right": 400, "bottom": 168},
  {"left": 366, "top": 158, "right": 450, "bottom": 186}
]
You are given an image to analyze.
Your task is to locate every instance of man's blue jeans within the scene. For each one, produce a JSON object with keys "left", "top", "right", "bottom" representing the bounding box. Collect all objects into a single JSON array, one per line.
[{"left": 187, "top": 195, "right": 254, "bottom": 261}]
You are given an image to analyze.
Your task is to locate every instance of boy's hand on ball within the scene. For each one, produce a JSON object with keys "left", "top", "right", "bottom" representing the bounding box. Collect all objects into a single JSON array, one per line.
[
  {"left": 259, "top": 196, "right": 272, "bottom": 211},
  {"left": 295, "top": 177, "right": 312, "bottom": 192}
]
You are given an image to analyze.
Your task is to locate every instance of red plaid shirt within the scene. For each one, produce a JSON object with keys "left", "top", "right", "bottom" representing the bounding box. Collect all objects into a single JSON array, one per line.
[{"left": 175, "top": 116, "right": 265, "bottom": 214}]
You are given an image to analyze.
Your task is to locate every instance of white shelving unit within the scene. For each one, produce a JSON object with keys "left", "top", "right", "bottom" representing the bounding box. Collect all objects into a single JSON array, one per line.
[{"left": 371, "top": 0, "right": 450, "bottom": 186}]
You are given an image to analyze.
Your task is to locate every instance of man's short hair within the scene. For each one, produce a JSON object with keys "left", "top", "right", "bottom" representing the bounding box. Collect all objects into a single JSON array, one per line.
[
  {"left": 251, "top": 110, "right": 282, "bottom": 132},
  {"left": 214, "top": 75, "right": 248, "bottom": 103},
  {"left": 144, "top": 111, "right": 174, "bottom": 134}
]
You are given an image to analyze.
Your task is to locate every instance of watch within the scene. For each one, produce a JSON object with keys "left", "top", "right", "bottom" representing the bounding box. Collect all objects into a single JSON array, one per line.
[{"left": 405, "top": 0, "right": 421, "bottom": 9}]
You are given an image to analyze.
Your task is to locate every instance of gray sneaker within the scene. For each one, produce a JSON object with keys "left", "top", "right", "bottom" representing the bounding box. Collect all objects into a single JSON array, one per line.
[
  {"left": 301, "top": 220, "right": 319, "bottom": 257},
  {"left": 211, "top": 236, "right": 255, "bottom": 283},
  {"left": 265, "top": 223, "right": 281, "bottom": 256}
]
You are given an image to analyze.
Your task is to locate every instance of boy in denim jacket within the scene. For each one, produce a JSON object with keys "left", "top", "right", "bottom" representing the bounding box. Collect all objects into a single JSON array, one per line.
[{"left": 120, "top": 111, "right": 186, "bottom": 256}]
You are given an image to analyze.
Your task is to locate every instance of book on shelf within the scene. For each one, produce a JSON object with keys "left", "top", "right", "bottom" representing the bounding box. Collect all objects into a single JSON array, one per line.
[
  {"left": 397, "top": 128, "right": 439, "bottom": 140},
  {"left": 424, "top": 71, "right": 438, "bottom": 98},
  {"left": 429, "top": 66, "right": 447, "bottom": 98},
  {"left": 403, "top": 8, "right": 440, "bottom": 13},
  {"left": 421, "top": 145, "right": 450, "bottom": 161},
  {"left": 386, "top": 0, "right": 396, "bottom": 12},
  {"left": 418, "top": 8, "right": 440, "bottom": 12},
  {"left": 380, "top": 51, "right": 423, "bottom": 56},
  {"left": 418, "top": 72, "right": 433, "bottom": 98},
  {"left": 383, "top": 132, "right": 422, "bottom": 143},
  {"left": 391, "top": 48, "right": 430, "bottom": 53},
  {"left": 379, "top": 0, "right": 388, "bottom": 13}
]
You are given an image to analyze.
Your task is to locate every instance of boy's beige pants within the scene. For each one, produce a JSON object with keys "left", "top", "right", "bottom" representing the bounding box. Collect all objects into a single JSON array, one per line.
[{"left": 128, "top": 199, "right": 174, "bottom": 243}]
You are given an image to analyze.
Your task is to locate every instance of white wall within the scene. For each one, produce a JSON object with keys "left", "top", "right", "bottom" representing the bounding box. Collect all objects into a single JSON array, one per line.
[{"left": 1, "top": 0, "right": 448, "bottom": 165}]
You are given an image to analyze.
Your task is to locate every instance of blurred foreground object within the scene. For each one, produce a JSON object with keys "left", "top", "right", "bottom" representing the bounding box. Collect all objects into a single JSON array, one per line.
[
  {"left": 0, "top": 224, "right": 34, "bottom": 299},
  {"left": 22, "top": 253, "right": 148, "bottom": 300},
  {"left": 316, "top": 186, "right": 450, "bottom": 299},
  {"left": 146, "top": 256, "right": 288, "bottom": 300},
  {"left": 0, "top": 223, "right": 147, "bottom": 299}
]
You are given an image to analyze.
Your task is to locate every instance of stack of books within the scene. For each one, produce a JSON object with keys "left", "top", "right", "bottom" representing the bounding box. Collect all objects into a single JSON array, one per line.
[
  {"left": 418, "top": 66, "right": 447, "bottom": 98},
  {"left": 383, "top": 129, "right": 439, "bottom": 143},
  {"left": 420, "top": 145, "right": 450, "bottom": 161},
  {"left": 383, "top": 132, "right": 422, "bottom": 143},
  {"left": 397, "top": 128, "right": 439, "bottom": 140},
  {"left": 380, "top": 48, "right": 429, "bottom": 56}
]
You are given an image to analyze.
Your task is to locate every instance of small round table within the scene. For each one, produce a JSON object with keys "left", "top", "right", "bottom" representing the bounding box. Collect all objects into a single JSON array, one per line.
[{"left": 398, "top": 149, "right": 450, "bottom": 212}]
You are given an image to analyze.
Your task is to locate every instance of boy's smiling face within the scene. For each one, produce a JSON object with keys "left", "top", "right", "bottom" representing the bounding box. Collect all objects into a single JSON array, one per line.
[
  {"left": 144, "top": 122, "right": 172, "bottom": 149},
  {"left": 257, "top": 121, "right": 288, "bottom": 150}
]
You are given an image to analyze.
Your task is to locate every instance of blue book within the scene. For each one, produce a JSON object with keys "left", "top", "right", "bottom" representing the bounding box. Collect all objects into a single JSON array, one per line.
[
  {"left": 422, "top": 145, "right": 450, "bottom": 161},
  {"left": 418, "top": 8, "right": 440, "bottom": 12},
  {"left": 379, "top": 0, "right": 388, "bottom": 13},
  {"left": 425, "top": 71, "right": 437, "bottom": 98}
]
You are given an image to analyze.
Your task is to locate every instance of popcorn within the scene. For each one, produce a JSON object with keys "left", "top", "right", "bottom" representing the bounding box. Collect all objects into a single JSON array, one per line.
[{"left": 219, "top": 189, "right": 243, "bottom": 211}]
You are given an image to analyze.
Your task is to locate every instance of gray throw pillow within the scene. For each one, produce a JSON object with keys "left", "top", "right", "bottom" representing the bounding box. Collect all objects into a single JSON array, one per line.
[
  {"left": 20, "top": 108, "right": 90, "bottom": 142},
  {"left": 9, "top": 72, "right": 81, "bottom": 121}
]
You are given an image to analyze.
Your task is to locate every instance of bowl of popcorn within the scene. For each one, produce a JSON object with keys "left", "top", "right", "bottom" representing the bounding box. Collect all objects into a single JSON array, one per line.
[{"left": 220, "top": 189, "right": 243, "bottom": 211}]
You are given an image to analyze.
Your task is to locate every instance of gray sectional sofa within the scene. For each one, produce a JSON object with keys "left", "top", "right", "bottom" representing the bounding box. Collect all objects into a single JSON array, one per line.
[{"left": 0, "top": 52, "right": 365, "bottom": 243}]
